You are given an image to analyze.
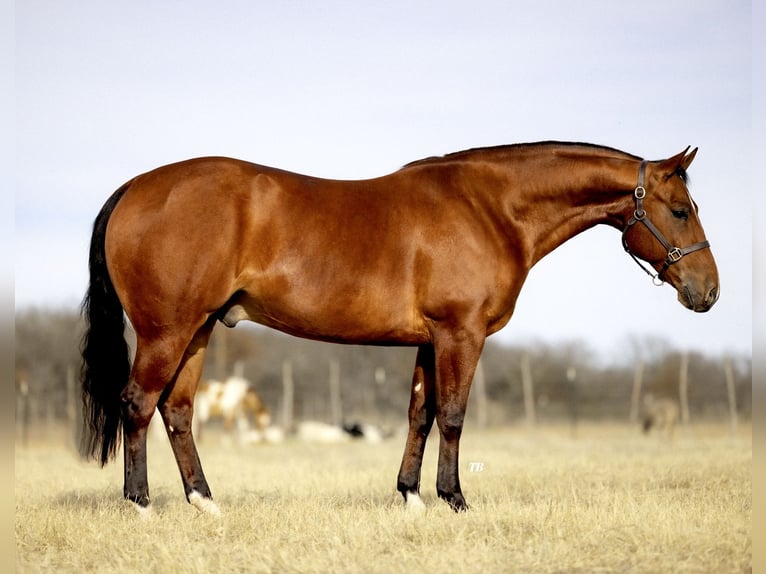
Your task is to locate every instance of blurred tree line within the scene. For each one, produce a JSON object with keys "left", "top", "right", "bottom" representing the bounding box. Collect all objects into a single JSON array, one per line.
[{"left": 14, "top": 308, "right": 751, "bottom": 440}]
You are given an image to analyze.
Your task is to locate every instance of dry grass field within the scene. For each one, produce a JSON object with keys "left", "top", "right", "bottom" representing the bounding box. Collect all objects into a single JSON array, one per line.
[{"left": 15, "top": 422, "right": 750, "bottom": 573}]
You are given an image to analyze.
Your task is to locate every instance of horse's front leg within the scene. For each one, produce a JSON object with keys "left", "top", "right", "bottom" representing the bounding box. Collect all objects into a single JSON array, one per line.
[
  {"left": 397, "top": 344, "right": 436, "bottom": 509},
  {"left": 432, "top": 324, "right": 485, "bottom": 512}
]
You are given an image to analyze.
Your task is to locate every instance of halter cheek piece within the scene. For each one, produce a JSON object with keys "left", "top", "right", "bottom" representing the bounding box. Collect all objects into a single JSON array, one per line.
[{"left": 621, "top": 160, "right": 711, "bottom": 286}]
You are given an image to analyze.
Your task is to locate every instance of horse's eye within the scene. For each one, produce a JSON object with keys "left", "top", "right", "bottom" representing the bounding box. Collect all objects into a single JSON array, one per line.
[{"left": 672, "top": 209, "right": 689, "bottom": 221}]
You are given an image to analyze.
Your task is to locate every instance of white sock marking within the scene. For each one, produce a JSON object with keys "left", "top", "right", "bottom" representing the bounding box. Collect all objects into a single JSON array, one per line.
[
  {"left": 405, "top": 492, "right": 426, "bottom": 511},
  {"left": 131, "top": 501, "right": 153, "bottom": 520},
  {"left": 189, "top": 490, "right": 222, "bottom": 516}
]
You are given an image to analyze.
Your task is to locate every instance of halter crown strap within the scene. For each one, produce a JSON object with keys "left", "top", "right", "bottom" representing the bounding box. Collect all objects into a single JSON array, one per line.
[
  {"left": 622, "top": 160, "right": 711, "bottom": 286},
  {"left": 635, "top": 160, "right": 647, "bottom": 210}
]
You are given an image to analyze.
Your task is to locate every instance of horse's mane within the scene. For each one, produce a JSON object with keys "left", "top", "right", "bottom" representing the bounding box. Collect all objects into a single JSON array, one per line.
[{"left": 401, "top": 141, "right": 642, "bottom": 169}]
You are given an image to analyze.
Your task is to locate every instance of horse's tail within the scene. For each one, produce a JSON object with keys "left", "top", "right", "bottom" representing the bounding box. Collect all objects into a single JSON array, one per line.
[{"left": 80, "top": 181, "right": 133, "bottom": 465}]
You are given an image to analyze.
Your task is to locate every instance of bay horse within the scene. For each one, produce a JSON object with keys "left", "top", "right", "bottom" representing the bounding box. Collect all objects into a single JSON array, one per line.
[{"left": 80, "top": 141, "right": 719, "bottom": 515}]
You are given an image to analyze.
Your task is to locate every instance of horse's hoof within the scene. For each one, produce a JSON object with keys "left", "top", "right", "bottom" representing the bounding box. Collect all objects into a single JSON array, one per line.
[
  {"left": 439, "top": 492, "right": 469, "bottom": 512},
  {"left": 189, "top": 490, "right": 222, "bottom": 517}
]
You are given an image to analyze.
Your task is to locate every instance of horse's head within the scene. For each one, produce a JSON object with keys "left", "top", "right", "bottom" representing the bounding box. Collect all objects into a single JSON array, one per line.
[{"left": 621, "top": 148, "right": 719, "bottom": 312}]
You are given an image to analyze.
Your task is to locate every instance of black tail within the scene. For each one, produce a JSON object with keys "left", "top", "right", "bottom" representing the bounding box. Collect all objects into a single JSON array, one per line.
[{"left": 80, "top": 182, "right": 133, "bottom": 465}]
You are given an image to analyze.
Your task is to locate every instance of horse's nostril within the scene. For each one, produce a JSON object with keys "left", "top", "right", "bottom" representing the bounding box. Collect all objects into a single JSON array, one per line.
[{"left": 706, "top": 286, "right": 719, "bottom": 305}]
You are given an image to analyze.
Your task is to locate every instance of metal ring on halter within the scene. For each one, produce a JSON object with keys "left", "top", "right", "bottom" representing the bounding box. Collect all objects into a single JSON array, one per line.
[{"left": 634, "top": 186, "right": 646, "bottom": 199}]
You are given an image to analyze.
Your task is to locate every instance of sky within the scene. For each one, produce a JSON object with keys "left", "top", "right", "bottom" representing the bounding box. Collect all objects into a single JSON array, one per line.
[{"left": 14, "top": 0, "right": 753, "bottom": 362}]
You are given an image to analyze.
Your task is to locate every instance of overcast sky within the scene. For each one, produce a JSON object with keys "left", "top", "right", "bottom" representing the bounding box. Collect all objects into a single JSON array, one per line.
[{"left": 14, "top": 1, "right": 752, "bottom": 361}]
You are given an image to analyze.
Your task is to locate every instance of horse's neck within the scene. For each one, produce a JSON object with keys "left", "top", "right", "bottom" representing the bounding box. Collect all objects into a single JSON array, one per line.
[{"left": 492, "top": 154, "right": 639, "bottom": 266}]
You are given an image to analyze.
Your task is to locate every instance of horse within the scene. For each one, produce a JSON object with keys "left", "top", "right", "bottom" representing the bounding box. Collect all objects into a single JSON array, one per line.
[
  {"left": 80, "top": 141, "right": 719, "bottom": 515},
  {"left": 193, "top": 376, "right": 271, "bottom": 444},
  {"left": 641, "top": 394, "right": 680, "bottom": 437}
]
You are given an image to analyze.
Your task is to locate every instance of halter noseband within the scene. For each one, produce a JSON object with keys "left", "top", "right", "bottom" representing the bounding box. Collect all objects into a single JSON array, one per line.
[{"left": 621, "top": 160, "right": 711, "bottom": 286}]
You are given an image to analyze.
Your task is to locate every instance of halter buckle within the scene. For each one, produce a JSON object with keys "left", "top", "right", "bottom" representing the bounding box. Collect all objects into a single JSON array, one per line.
[
  {"left": 667, "top": 247, "right": 683, "bottom": 263},
  {"left": 634, "top": 186, "right": 646, "bottom": 200}
]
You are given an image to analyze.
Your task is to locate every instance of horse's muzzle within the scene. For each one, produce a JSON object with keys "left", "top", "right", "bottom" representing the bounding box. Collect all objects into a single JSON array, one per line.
[{"left": 679, "top": 283, "right": 719, "bottom": 313}]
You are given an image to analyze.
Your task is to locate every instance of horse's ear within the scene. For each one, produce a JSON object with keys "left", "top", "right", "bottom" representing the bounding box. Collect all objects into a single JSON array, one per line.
[
  {"left": 681, "top": 147, "right": 698, "bottom": 171},
  {"left": 658, "top": 146, "right": 696, "bottom": 176}
]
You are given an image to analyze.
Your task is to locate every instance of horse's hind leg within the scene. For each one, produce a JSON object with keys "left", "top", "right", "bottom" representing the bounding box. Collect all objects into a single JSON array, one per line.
[
  {"left": 396, "top": 344, "right": 437, "bottom": 510},
  {"left": 157, "top": 319, "right": 220, "bottom": 515},
  {"left": 121, "top": 336, "right": 189, "bottom": 514},
  {"left": 121, "top": 384, "right": 158, "bottom": 516}
]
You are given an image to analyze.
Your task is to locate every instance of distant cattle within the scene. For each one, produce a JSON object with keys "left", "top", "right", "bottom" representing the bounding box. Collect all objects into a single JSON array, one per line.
[
  {"left": 296, "top": 421, "right": 386, "bottom": 444},
  {"left": 342, "top": 422, "right": 384, "bottom": 443}
]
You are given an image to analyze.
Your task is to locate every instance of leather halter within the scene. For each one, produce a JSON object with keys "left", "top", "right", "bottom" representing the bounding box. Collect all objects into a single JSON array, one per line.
[{"left": 621, "top": 160, "right": 711, "bottom": 286}]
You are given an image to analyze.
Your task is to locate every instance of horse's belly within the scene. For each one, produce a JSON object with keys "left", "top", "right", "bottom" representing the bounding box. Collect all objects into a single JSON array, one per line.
[{"left": 219, "top": 290, "right": 428, "bottom": 346}]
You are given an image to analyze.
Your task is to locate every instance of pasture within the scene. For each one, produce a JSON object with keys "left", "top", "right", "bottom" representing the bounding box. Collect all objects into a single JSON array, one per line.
[{"left": 15, "top": 423, "right": 750, "bottom": 573}]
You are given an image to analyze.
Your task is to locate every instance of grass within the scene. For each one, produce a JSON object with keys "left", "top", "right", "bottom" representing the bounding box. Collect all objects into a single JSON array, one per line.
[{"left": 15, "top": 423, "right": 751, "bottom": 573}]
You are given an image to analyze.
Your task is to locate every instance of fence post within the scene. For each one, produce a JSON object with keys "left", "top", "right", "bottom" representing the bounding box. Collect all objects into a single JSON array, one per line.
[
  {"left": 566, "top": 366, "right": 578, "bottom": 437},
  {"left": 214, "top": 329, "right": 228, "bottom": 380},
  {"left": 282, "top": 360, "right": 294, "bottom": 432},
  {"left": 521, "top": 352, "right": 536, "bottom": 427},
  {"left": 629, "top": 360, "right": 644, "bottom": 423},
  {"left": 473, "top": 356, "right": 488, "bottom": 429},
  {"left": 67, "top": 364, "right": 81, "bottom": 450},
  {"left": 678, "top": 352, "right": 690, "bottom": 426},
  {"left": 16, "top": 375, "right": 29, "bottom": 448},
  {"left": 329, "top": 358, "right": 342, "bottom": 426},
  {"left": 724, "top": 357, "right": 738, "bottom": 436}
]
